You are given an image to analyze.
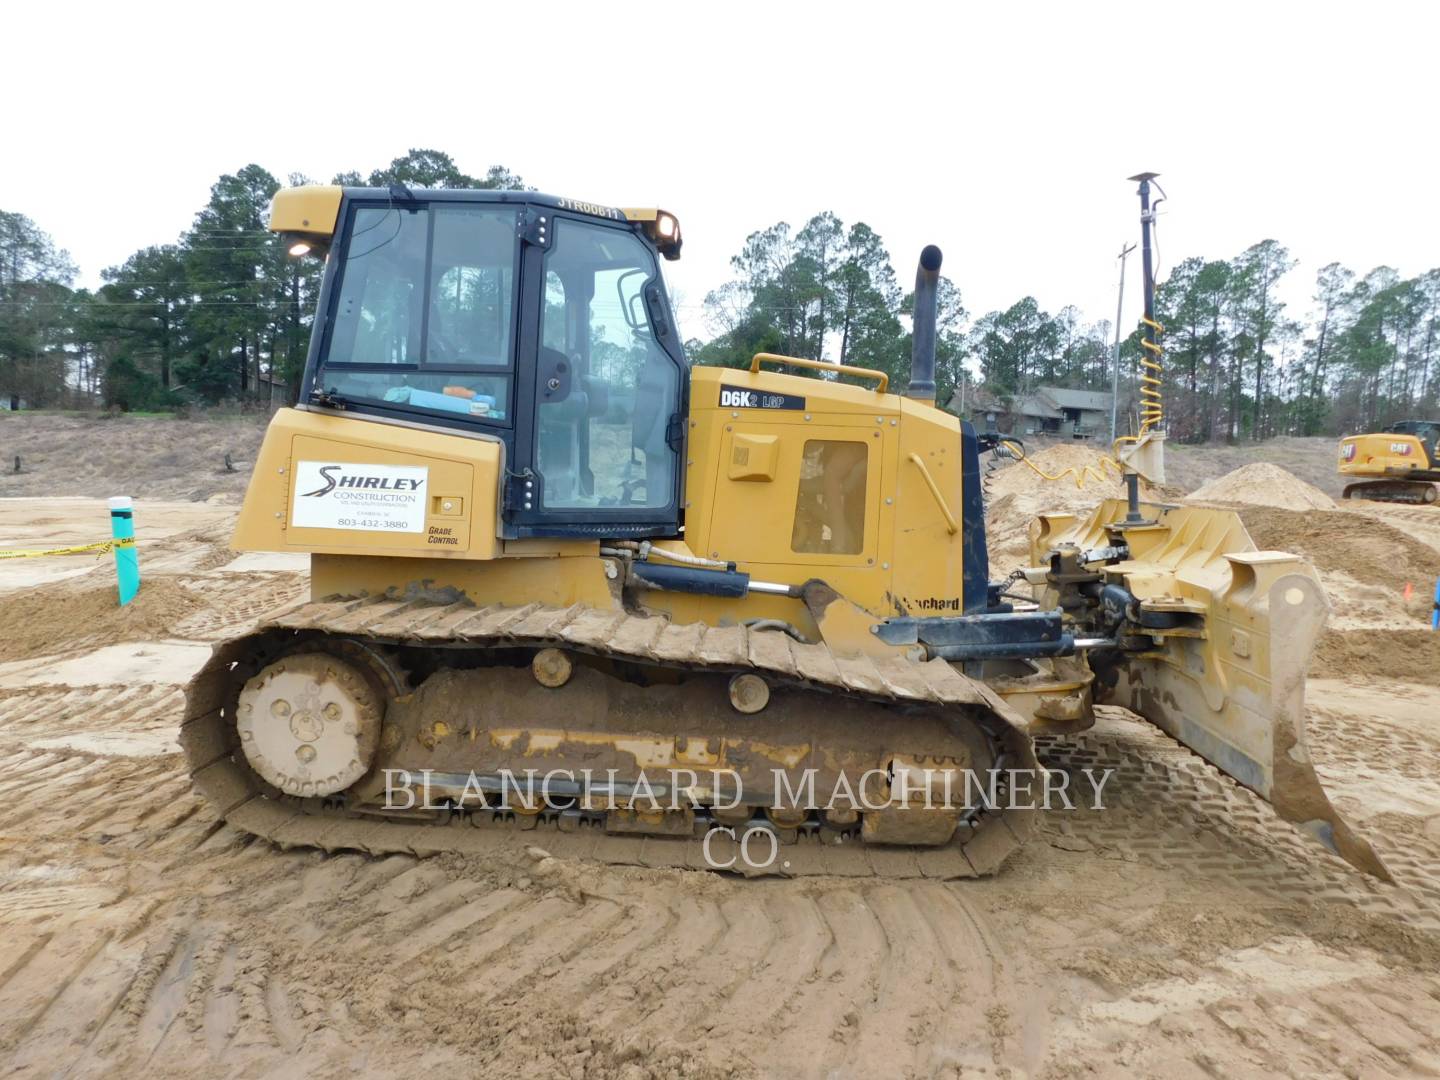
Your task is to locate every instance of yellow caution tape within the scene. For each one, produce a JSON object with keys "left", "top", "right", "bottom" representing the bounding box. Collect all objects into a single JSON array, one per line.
[{"left": 0, "top": 537, "right": 136, "bottom": 560}]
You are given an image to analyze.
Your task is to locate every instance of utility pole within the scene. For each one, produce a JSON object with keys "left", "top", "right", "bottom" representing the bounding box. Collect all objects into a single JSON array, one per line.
[{"left": 1110, "top": 242, "right": 1137, "bottom": 443}]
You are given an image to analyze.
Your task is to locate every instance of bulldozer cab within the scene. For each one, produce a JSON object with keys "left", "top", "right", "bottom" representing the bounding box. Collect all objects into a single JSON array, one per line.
[{"left": 297, "top": 189, "right": 689, "bottom": 539}]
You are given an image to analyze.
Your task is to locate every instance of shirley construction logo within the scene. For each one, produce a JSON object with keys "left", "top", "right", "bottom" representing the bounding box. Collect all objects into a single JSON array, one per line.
[{"left": 290, "top": 461, "right": 429, "bottom": 532}]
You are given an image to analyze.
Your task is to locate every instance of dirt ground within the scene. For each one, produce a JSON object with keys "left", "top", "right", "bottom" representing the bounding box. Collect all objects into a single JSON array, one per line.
[
  {"left": 1, "top": 420, "right": 1438, "bottom": 1078},
  {"left": 0, "top": 411, "right": 268, "bottom": 501}
]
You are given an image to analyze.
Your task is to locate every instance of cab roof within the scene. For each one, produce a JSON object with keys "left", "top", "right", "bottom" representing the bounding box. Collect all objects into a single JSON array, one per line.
[{"left": 269, "top": 185, "right": 681, "bottom": 258}]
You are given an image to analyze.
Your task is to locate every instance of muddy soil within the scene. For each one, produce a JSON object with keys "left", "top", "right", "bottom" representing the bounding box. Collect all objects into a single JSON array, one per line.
[{"left": 1, "top": 474, "right": 1439, "bottom": 1078}]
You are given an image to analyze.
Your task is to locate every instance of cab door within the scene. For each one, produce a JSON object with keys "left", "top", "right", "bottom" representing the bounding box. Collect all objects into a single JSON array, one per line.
[{"left": 508, "top": 212, "right": 686, "bottom": 538}]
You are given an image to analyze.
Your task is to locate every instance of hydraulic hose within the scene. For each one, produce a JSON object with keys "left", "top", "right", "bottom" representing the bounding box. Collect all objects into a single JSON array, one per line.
[{"left": 638, "top": 541, "right": 731, "bottom": 571}]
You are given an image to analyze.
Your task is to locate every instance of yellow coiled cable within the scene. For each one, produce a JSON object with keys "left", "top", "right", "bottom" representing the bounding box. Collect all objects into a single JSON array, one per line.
[
  {"left": 999, "top": 439, "right": 1125, "bottom": 489},
  {"left": 1113, "top": 315, "right": 1164, "bottom": 455}
]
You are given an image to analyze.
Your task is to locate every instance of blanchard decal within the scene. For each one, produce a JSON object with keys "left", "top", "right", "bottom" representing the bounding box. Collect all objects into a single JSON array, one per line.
[
  {"left": 719, "top": 385, "right": 806, "bottom": 411},
  {"left": 291, "top": 461, "right": 428, "bottom": 533},
  {"left": 908, "top": 597, "right": 965, "bottom": 611}
]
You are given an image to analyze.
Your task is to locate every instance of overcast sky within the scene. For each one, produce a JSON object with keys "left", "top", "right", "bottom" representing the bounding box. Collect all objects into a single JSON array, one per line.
[{"left": 8, "top": 0, "right": 1437, "bottom": 352}]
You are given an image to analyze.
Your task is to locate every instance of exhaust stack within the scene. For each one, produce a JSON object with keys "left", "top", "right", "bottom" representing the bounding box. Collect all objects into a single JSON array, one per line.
[{"left": 908, "top": 245, "right": 943, "bottom": 403}]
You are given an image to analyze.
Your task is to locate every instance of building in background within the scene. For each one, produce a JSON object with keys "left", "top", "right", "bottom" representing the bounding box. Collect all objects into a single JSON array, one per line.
[{"left": 947, "top": 385, "right": 1114, "bottom": 439}]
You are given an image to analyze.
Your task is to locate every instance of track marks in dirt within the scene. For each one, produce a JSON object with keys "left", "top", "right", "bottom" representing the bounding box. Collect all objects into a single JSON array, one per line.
[
  {"left": 2, "top": 567, "right": 1438, "bottom": 1077},
  {"left": 1054, "top": 943, "right": 1440, "bottom": 1078},
  {"left": 0, "top": 685, "right": 183, "bottom": 766},
  {"left": 0, "top": 748, "right": 191, "bottom": 850},
  {"left": 1036, "top": 716, "right": 1440, "bottom": 931},
  {"left": 548, "top": 882, "right": 1015, "bottom": 1078},
  {"left": 0, "top": 789, "right": 1433, "bottom": 1080},
  {"left": 0, "top": 929, "right": 115, "bottom": 1061},
  {"left": 388, "top": 886, "right": 529, "bottom": 965},
  {"left": 0, "top": 911, "right": 355, "bottom": 1076},
  {"left": 170, "top": 573, "right": 307, "bottom": 642},
  {"left": 0, "top": 822, "right": 1034, "bottom": 1078}
]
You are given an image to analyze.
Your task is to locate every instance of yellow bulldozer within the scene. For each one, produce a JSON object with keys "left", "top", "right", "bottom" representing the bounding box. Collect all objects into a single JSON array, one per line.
[
  {"left": 180, "top": 182, "right": 1387, "bottom": 880},
  {"left": 1339, "top": 421, "right": 1440, "bottom": 504}
]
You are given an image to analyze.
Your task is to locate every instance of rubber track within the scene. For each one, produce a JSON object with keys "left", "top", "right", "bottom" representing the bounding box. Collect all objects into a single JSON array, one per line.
[{"left": 181, "top": 596, "right": 1041, "bottom": 879}]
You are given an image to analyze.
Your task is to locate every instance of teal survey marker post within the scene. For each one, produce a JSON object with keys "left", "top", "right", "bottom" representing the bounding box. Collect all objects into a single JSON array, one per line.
[{"left": 108, "top": 496, "right": 139, "bottom": 605}]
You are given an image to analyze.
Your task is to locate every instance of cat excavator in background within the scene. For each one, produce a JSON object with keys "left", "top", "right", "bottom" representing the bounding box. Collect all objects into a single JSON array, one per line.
[{"left": 1339, "top": 421, "right": 1440, "bottom": 504}]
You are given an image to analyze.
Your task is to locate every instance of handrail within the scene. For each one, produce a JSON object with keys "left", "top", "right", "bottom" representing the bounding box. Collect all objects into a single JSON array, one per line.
[
  {"left": 749, "top": 353, "right": 890, "bottom": 394},
  {"left": 907, "top": 453, "right": 958, "bottom": 535}
]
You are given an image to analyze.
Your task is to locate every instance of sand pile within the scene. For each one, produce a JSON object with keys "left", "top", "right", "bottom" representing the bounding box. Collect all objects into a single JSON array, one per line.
[
  {"left": 1240, "top": 504, "right": 1439, "bottom": 676},
  {"left": 1238, "top": 506, "right": 1440, "bottom": 591},
  {"left": 1238, "top": 506, "right": 1440, "bottom": 685},
  {"left": 985, "top": 444, "right": 1136, "bottom": 566},
  {"left": 0, "top": 578, "right": 205, "bottom": 662},
  {"left": 1187, "top": 462, "right": 1335, "bottom": 511}
]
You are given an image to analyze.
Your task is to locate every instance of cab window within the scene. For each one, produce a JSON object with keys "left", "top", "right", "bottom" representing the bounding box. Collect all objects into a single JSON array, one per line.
[
  {"left": 318, "top": 204, "right": 518, "bottom": 422},
  {"left": 535, "top": 219, "right": 679, "bottom": 510}
]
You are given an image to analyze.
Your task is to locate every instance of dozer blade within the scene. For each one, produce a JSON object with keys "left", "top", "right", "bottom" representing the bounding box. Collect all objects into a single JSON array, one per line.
[{"left": 1035, "top": 500, "right": 1391, "bottom": 881}]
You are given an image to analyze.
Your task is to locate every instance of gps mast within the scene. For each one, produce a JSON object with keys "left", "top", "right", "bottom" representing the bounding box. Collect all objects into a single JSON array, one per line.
[{"left": 1116, "top": 172, "right": 1167, "bottom": 520}]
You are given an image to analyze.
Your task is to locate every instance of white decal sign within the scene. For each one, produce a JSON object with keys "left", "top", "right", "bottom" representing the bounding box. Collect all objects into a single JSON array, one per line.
[{"left": 291, "top": 461, "right": 429, "bottom": 533}]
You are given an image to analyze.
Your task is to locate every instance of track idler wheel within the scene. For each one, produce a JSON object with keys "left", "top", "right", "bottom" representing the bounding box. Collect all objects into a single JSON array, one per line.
[
  {"left": 727, "top": 673, "right": 770, "bottom": 714},
  {"left": 236, "top": 652, "right": 384, "bottom": 797},
  {"left": 531, "top": 648, "right": 574, "bottom": 688}
]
